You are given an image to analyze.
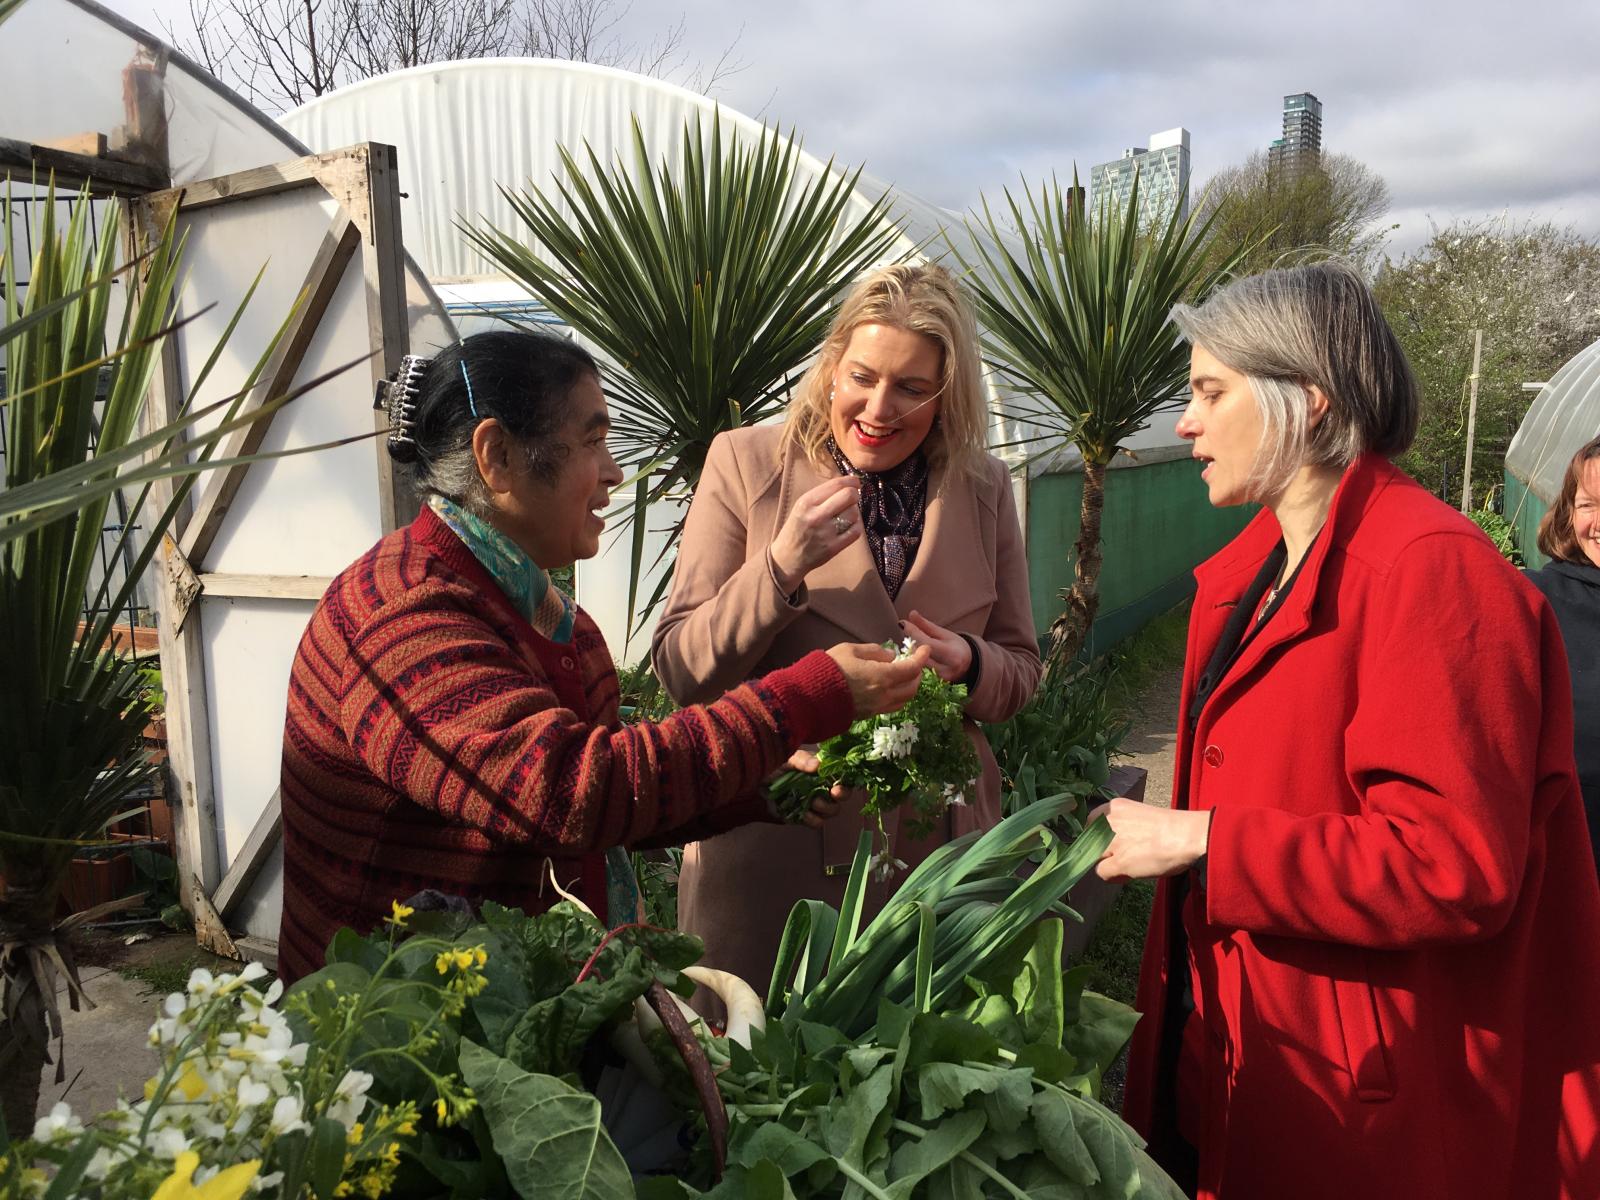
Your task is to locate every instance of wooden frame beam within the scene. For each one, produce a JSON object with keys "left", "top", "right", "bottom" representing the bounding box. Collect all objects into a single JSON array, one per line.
[
  {"left": 212, "top": 790, "right": 282, "bottom": 920},
  {"left": 197, "top": 573, "right": 334, "bottom": 601},
  {"left": 125, "top": 207, "right": 222, "bottom": 900},
  {"left": 177, "top": 213, "right": 361, "bottom": 567},
  {"left": 0, "top": 136, "right": 169, "bottom": 197}
]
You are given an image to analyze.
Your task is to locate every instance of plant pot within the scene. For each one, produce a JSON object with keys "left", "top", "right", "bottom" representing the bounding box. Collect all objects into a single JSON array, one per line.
[
  {"left": 62, "top": 852, "right": 137, "bottom": 914},
  {"left": 1062, "top": 764, "right": 1147, "bottom": 959},
  {"left": 142, "top": 717, "right": 168, "bottom": 766}
]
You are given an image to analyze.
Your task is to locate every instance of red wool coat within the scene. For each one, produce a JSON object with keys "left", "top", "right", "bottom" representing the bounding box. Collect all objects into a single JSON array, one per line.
[{"left": 1121, "top": 455, "right": 1600, "bottom": 1200}]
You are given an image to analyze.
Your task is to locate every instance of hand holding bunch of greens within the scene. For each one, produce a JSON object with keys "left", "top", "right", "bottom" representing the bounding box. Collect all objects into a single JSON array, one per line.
[{"left": 768, "top": 640, "right": 981, "bottom": 878}]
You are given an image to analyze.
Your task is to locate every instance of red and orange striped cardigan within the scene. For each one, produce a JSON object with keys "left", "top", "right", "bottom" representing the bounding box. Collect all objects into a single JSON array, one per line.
[{"left": 277, "top": 506, "right": 852, "bottom": 982}]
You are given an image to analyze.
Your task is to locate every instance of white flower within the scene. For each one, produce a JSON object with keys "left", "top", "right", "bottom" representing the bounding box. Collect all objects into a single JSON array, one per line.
[
  {"left": 897, "top": 636, "right": 917, "bottom": 659},
  {"left": 870, "top": 727, "right": 897, "bottom": 760},
  {"left": 326, "top": 1069, "right": 374, "bottom": 1129},
  {"left": 251, "top": 1173, "right": 285, "bottom": 1193},
  {"left": 86, "top": 1148, "right": 116, "bottom": 1182},
  {"left": 33, "top": 1101, "right": 84, "bottom": 1143},
  {"left": 149, "top": 1125, "right": 191, "bottom": 1159},
  {"left": 270, "top": 1094, "right": 307, "bottom": 1136},
  {"left": 186, "top": 967, "right": 217, "bottom": 996},
  {"left": 871, "top": 849, "right": 910, "bottom": 882},
  {"left": 868, "top": 720, "right": 919, "bottom": 762},
  {"left": 238, "top": 961, "right": 268, "bottom": 985},
  {"left": 237, "top": 1076, "right": 271, "bottom": 1109}
]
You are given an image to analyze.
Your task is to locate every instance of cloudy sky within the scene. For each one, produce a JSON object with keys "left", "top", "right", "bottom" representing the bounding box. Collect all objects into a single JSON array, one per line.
[{"left": 122, "top": 0, "right": 1600, "bottom": 257}]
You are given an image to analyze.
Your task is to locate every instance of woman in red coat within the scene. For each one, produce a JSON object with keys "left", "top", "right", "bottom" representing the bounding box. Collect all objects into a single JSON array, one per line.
[{"left": 1095, "top": 262, "right": 1600, "bottom": 1199}]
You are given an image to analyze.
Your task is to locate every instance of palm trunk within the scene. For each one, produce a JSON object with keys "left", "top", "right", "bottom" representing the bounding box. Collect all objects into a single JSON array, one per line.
[
  {"left": 0, "top": 882, "right": 52, "bottom": 1137},
  {"left": 1044, "top": 457, "right": 1108, "bottom": 678}
]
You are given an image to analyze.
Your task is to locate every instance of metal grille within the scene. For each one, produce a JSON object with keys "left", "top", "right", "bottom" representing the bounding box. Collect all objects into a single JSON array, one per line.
[{"left": 1, "top": 188, "right": 160, "bottom": 664}]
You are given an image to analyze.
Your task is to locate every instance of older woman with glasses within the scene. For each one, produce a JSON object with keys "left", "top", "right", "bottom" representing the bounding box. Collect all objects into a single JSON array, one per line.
[
  {"left": 1094, "top": 262, "right": 1600, "bottom": 1200},
  {"left": 651, "top": 263, "right": 1042, "bottom": 995}
]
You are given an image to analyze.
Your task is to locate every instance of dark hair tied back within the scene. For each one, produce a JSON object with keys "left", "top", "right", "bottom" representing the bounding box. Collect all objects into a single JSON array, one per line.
[{"left": 378, "top": 331, "right": 600, "bottom": 504}]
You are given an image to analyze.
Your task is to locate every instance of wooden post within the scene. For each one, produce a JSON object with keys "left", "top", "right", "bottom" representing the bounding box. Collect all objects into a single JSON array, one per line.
[
  {"left": 1461, "top": 328, "right": 1483, "bottom": 513},
  {"left": 123, "top": 205, "right": 224, "bottom": 903}
]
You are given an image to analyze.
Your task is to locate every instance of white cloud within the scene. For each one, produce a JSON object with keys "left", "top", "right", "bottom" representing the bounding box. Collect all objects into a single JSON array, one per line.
[{"left": 116, "top": 0, "right": 1600, "bottom": 257}]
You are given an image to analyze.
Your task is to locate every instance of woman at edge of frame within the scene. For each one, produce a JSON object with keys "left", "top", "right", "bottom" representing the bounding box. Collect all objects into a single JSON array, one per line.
[
  {"left": 1524, "top": 434, "right": 1600, "bottom": 872},
  {"left": 1094, "top": 260, "right": 1600, "bottom": 1200}
]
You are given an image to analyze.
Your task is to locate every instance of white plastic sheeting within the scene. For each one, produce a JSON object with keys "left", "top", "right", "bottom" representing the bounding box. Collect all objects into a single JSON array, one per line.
[
  {"left": 280, "top": 58, "right": 1192, "bottom": 472},
  {"left": 1, "top": 0, "right": 455, "bottom": 355},
  {"left": 1507, "top": 337, "right": 1600, "bottom": 503}
]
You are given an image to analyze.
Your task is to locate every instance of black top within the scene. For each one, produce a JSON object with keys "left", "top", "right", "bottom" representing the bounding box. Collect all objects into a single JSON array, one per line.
[
  {"left": 1187, "top": 540, "right": 1310, "bottom": 733},
  {"left": 1525, "top": 558, "right": 1600, "bottom": 868}
]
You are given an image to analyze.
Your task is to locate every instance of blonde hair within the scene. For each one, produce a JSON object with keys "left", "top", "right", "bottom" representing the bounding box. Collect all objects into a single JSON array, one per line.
[{"left": 782, "top": 263, "right": 988, "bottom": 478}]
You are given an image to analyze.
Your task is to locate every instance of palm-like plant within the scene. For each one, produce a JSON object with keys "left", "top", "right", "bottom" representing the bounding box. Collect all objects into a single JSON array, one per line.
[
  {"left": 953, "top": 173, "right": 1248, "bottom": 672},
  {"left": 462, "top": 112, "right": 905, "bottom": 626},
  {"left": 0, "top": 187, "right": 343, "bottom": 1132}
]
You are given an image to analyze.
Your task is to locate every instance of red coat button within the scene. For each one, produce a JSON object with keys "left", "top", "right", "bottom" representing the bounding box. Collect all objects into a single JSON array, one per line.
[
  {"left": 1203, "top": 745, "right": 1224, "bottom": 768},
  {"left": 560, "top": 656, "right": 576, "bottom": 671}
]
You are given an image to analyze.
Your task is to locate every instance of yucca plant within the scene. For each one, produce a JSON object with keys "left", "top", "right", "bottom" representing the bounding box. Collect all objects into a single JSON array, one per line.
[
  {"left": 462, "top": 112, "right": 905, "bottom": 627},
  {"left": 0, "top": 185, "right": 352, "bottom": 1133},
  {"left": 952, "top": 173, "right": 1249, "bottom": 672}
]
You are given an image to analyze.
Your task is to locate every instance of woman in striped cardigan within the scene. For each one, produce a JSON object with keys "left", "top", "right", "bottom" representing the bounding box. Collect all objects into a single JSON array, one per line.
[{"left": 277, "top": 331, "right": 927, "bottom": 983}]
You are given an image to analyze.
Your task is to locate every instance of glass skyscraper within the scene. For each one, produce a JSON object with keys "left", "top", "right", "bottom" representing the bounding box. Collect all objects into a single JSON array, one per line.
[
  {"left": 1268, "top": 92, "right": 1323, "bottom": 175},
  {"left": 1089, "top": 127, "right": 1191, "bottom": 227}
]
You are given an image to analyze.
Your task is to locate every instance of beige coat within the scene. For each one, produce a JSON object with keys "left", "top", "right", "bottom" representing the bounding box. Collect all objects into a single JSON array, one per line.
[{"left": 651, "top": 424, "right": 1041, "bottom": 994}]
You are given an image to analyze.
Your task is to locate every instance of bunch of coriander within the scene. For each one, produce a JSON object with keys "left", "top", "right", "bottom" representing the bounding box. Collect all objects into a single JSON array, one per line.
[{"left": 767, "top": 640, "right": 980, "bottom": 879}]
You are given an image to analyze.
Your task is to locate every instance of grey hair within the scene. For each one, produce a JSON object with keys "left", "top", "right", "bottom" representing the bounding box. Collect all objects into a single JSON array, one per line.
[
  {"left": 1170, "top": 260, "right": 1419, "bottom": 500},
  {"left": 417, "top": 445, "right": 495, "bottom": 516}
]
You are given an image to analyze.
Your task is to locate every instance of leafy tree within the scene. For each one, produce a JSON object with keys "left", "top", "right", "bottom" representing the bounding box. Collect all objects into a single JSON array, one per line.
[
  {"left": 1373, "top": 217, "right": 1600, "bottom": 501},
  {"left": 1193, "top": 150, "right": 1394, "bottom": 278}
]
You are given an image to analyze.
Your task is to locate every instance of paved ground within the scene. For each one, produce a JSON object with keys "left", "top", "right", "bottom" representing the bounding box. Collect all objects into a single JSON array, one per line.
[
  {"left": 33, "top": 931, "right": 234, "bottom": 1124},
  {"left": 1119, "top": 662, "right": 1182, "bottom": 810}
]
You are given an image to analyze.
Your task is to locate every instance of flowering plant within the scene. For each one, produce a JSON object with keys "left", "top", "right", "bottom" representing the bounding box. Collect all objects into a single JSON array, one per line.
[
  {"left": 768, "top": 640, "right": 981, "bottom": 878},
  {"left": 0, "top": 901, "right": 482, "bottom": 1199}
]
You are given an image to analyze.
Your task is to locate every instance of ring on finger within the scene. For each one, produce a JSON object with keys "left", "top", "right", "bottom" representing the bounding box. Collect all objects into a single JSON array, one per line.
[{"left": 833, "top": 514, "right": 851, "bottom": 535}]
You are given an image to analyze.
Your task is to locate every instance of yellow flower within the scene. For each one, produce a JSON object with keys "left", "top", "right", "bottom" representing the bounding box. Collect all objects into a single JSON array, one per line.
[
  {"left": 472, "top": 945, "right": 488, "bottom": 968},
  {"left": 451, "top": 948, "right": 474, "bottom": 971},
  {"left": 347, "top": 1122, "right": 366, "bottom": 1146},
  {"left": 151, "top": 1151, "right": 261, "bottom": 1200},
  {"left": 334, "top": 1182, "right": 354, "bottom": 1198},
  {"left": 434, "top": 952, "right": 451, "bottom": 976},
  {"left": 434, "top": 1098, "right": 448, "bottom": 1123},
  {"left": 386, "top": 900, "right": 414, "bottom": 928},
  {"left": 383, "top": 1142, "right": 401, "bottom": 1166}
]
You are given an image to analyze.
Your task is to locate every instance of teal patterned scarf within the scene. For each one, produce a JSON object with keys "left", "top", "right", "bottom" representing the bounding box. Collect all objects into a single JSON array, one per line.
[{"left": 428, "top": 495, "right": 576, "bottom": 644}]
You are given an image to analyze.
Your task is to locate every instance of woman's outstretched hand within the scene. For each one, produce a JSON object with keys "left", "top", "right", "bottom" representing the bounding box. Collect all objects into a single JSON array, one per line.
[
  {"left": 826, "top": 641, "right": 931, "bottom": 718},
  {"left": 901, "top": 610, "right": 973, "bottom": 683},
  {"left": 1089, "top": 798, "right": 1213, "bottom": 881},
  {"left": 769, "top": 475, "right": 863, "bottom": 593},
  {"left": 776, "top": 747, "right": 859, "bottom": 828}
]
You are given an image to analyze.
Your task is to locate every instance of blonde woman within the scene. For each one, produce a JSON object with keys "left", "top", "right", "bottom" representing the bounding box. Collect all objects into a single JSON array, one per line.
[{"left": 652, "top": 263, "right": 1041, "bottom": 991}]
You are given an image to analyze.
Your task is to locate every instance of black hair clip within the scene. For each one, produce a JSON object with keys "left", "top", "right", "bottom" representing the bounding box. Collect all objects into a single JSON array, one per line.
[{"left": 377, "top": 354, "right": 431, "bottom": 464}]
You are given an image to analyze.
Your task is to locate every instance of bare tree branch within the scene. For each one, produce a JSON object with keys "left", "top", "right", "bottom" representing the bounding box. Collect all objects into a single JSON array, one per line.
[{"left": 164, "top": 0, "right": 742, "bottom": 112}]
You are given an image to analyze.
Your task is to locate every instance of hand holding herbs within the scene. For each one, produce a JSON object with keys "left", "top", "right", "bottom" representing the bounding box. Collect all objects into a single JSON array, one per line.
[
  {"left": 771, "top": 640, "right": 981, "bottom": 877},
  {"left": 825, "top": 639, "right": 932, "bottom": 717}
]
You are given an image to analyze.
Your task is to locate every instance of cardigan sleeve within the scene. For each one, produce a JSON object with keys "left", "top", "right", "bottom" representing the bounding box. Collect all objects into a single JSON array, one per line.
[
  {"left": 960, "top": 459, "right": 1043, "bottom": 724},
  {"left": 652, "top": 431, "right": 810, "bottom": 705},
  {"left": 338, "top": 581, "right": 852, "bottom": 855},
  {"left": 1204, "top": 531, "right": 1553, "bottom": 947}
]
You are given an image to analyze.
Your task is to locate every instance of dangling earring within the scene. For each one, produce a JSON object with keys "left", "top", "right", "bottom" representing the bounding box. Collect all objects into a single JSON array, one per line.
[{"left": 828, "top": 383, "right": 836, "bottom": 403}]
